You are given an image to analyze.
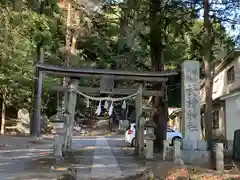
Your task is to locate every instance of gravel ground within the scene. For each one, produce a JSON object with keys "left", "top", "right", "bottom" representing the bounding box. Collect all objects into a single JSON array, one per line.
[{"left": 0, "top": 135, "right": 67, "bottom": 180}]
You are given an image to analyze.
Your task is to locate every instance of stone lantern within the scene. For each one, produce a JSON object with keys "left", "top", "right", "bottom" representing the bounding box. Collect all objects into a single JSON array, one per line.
[{"left": 144, "top": 120, "right": 157, "bottom": 160}]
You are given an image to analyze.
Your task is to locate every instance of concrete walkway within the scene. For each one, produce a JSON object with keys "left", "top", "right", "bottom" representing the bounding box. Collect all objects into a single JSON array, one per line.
[
  {"left": 0, "top": 134, "right": 145, "bottom": 179},
  {"left": 73, "top": 135, "right": 145, "bottom": 180},
  {"left": 90, "top": 137, "right": 122, "bottom": 179}
]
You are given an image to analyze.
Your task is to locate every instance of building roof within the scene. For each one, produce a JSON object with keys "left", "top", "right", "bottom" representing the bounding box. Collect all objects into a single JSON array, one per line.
[{"left": 220, "top": 90, "right": 240, "bottom": 100}]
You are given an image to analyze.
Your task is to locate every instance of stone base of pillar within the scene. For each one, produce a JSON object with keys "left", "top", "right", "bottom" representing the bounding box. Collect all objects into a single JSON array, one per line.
[
  {"left": 145, "top": 140, "right": 154, "bottom": 160},
  {"left": 216, "top": 143, "right": 224, "bottom": 173},
  {"left": 53, "top": 135, "right": 63, "bottom": 157}
]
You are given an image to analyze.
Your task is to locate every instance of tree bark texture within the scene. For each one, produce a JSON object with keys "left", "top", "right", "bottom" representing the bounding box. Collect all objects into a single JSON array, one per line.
[
  {"left": 1, "top": 86, "right": 6, "bottom": 134},
  {"left": 203, "top": 0, "right": 213, "bottom": 142},
  {"left": 30, "top": 0, "right": 44, "bottom": 137},
  {"left": 62, "top": 1, "right": 72, "bottom": 112},
  {"left": 63, "top": 1, "right": 82, "bottom": 110},
  {"left": 150, "top": 0, "right": 167, "bottom": 152},
  {"left": 31, "top": 46, "right": 44, "bottom": 137},
  {"left": 203, "top": 0, "right": 215, "bottom": 169}
]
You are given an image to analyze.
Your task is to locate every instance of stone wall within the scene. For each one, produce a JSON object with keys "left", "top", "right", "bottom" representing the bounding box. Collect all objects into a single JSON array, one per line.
[
  {"left": 163, "top": 140, "right": 224, "bottom": 171},
  {"left": 163, "top": 140, "right": 210, "bottom": 167},
  {"left": 181, "top": 140, "right": 210, "bottom": 167}
]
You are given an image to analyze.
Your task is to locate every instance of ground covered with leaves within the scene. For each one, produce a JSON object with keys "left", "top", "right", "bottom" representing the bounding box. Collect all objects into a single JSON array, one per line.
[{"left": 117, "top": 166, "right": 240, "bottom": 180}]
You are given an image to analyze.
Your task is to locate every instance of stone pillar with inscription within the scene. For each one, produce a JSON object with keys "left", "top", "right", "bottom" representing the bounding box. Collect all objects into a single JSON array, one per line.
[{"left": 181, "top": 61, "right": 201, "bottom": 148}]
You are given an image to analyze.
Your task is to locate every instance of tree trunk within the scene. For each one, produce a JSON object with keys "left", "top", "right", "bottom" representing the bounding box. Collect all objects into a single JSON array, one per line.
[
  {"left": 65, "top": 79, "right": 78, "bottom": 153},
  {"left": 203, "top": 0, "right": 213, "bottom": 142},
  {"left": 70, "top": 32, "right": 79, "bottom": 55},
  {"left": 150, "top": 0, "right": 167, "bottom": 152},
  {"left": 63, "top": 1, "right": 72, "bottom": 112},
  {"left": 203, "top": 0, "right": 215, "bottom": 169},
  {"left": 117, "top": 0, "right": 131, "bottom": 70},
  {"left": 70, "top": 8, "right": 81, "bottom": 55},
  {"left": 31, "top": 46, "right": 44, "bottom": 137},
  {"left": 1, "top": 86, "right": 6, "bottom": 134}
]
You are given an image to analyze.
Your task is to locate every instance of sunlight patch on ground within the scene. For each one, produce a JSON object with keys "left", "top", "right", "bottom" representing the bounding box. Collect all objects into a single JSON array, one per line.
[
  {"left": 51, "top": 166, "right": 68, "bottom": 171},
  {"left": 0, "top": 148, "right": 52, "bottom": 153},
  {"left": 0, "top": 151, "right": 52, "bottom": 160},
  {"left": 75, "top": 165, "right": 93, "bottom": 169},
  {"left": 83, "top": 146, "right": 96, "bottom": 150},
  {"left": 91, "top": 164, "right": 120, "bottom": 168},
  {"left": 94, "top": 147, "right": 122, "bottom": 151},
  {"left": 0, "top": 162, "right": 11, "bottom": 166}
]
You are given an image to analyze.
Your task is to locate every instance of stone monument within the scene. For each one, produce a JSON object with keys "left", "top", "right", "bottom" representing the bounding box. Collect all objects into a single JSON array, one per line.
[
  {"left": 17, "top": 108, "right": 30, "bottom": 125},
  {"left": 17, "top": 108, "right": 30, "bottom": 134},
  {"left": 181, "top": 61, "right": 201, "bottom": 148}
]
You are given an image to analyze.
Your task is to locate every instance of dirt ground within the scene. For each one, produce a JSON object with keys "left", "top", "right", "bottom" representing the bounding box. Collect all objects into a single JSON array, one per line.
[{"left": 109, "top": 162, "right": 240, "bottom": 180}]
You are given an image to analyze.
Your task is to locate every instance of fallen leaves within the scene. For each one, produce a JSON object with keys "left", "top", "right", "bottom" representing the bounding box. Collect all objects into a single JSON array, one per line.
[{"left": 165, "top": 167, "right": 240, "bottom": 180}]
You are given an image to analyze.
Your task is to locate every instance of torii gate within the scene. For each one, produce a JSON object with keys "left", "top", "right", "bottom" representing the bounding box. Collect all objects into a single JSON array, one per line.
[{"left": 33, "top": 63, "right": 177, "bottom": 157}]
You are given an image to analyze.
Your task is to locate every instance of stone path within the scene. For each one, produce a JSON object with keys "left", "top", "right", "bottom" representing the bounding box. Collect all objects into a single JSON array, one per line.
[
  {"left": 73, "top": 135, "right": 145, "bottom": 180},
  {"left": 74, "top": 137, "right": 95, "bottom": 180},
  {"left": 0, "top": 134, "right": 146, "bottom": 179},
  {"left": 90, "top": 137, "right": 122, "bottom": 179}
]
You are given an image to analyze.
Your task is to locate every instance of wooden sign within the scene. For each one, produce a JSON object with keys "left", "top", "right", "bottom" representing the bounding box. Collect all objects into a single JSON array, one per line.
[{"left": 100, "top": 75, "right": 114, "bottom": 93}]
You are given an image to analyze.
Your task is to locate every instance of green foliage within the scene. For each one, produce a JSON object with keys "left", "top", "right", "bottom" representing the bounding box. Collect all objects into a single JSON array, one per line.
[
  {"left": 0, "top": 3, "right": 61, "bottom": 115},
  {"left": 0, "top": 0, "right": 237, "bottom": 116}
]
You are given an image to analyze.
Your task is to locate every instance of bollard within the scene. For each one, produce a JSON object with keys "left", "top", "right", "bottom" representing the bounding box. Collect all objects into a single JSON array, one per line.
[
  {"left": 174, "top": 140, "right": 184, "bottom": 165},
  {"left": 216, "top": 143, "right": 224, "bottom": 173},
  {"left": 163, "top": 140, "right": 169, "bottom": 161},
  {"left": 54, "top": 135, "right": 63, "bottom": 157}
]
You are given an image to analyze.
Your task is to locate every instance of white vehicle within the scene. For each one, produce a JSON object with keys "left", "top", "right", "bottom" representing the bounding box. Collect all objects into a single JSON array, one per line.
[{"left": 125, "top": 123, "right": 182, "bottom": 146}]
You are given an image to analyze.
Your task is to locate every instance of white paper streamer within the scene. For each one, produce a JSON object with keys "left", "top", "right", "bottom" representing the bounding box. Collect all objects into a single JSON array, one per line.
[
  {"left": 104, "top": 100, "right": 109, "bottom": 109},
  {"left": 108, "top": 102, "right": 114, "bottom": 116},
  {"left": 121, "top": 100, "right": 126, "bottom": 109},
  {"left": 95, "top": 101, "right": 102, "bottom": 116},
  {"left": 86, "top": 98, "right": 89, "bottom": 108}
]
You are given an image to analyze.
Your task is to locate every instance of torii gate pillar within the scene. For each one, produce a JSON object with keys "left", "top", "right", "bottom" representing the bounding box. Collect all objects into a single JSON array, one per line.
[{"left": 134, "top": 84, "right": 144, "bottom": 157}]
